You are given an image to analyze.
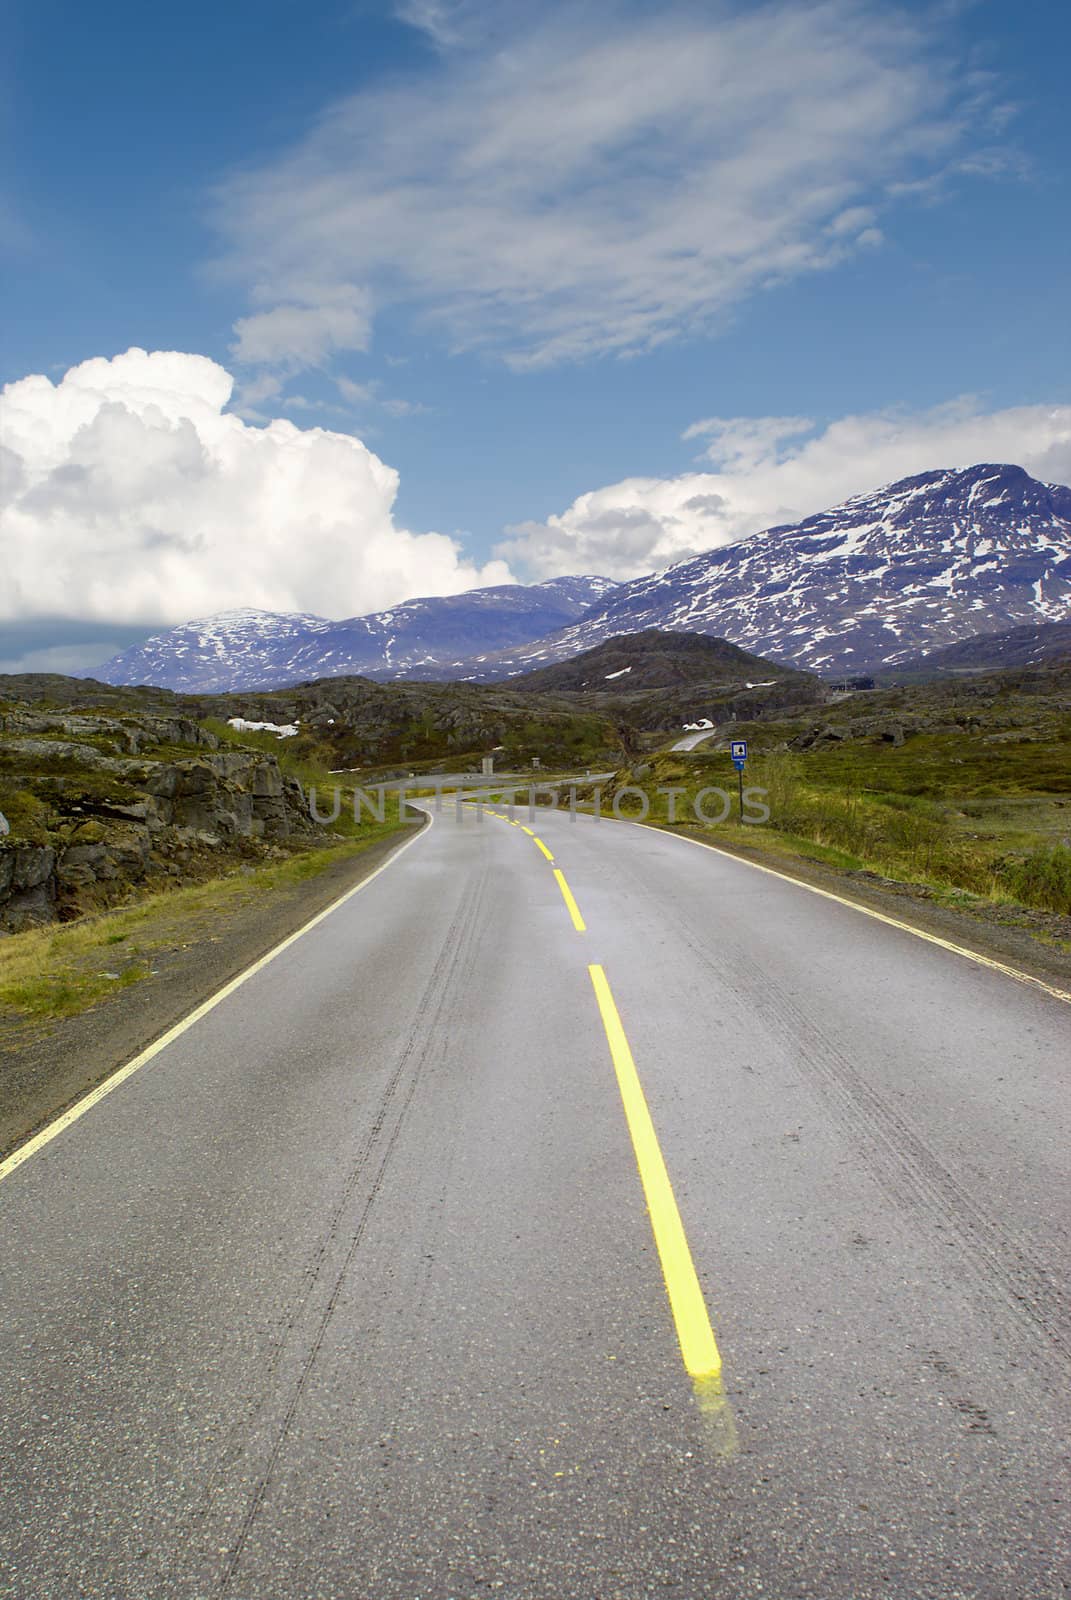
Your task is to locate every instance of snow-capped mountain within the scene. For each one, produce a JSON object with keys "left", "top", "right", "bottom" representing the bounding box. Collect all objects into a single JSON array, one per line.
[
  {"left": 96, "top": 465, "right": 1071, "bottom": 690},
  {"left": 449, "top": 465, "right": 1071, "bottom": 680},
  {"left": 96, "top": 577, "right": 620, "bottom": 692}
]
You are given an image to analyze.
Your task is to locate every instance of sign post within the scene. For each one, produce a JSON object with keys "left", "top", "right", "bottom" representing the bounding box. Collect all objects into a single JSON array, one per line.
[{"left": 730, "top": 740, "right": 748, "bottom": 822}]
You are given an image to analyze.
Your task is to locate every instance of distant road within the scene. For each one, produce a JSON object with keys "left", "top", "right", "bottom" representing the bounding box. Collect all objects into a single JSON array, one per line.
[
  {"left": 670, "top": 728, "right": 717, "bottom": 750},
  {"left": 1, "top": 803, "right": 1068, "bottom": 1597}
]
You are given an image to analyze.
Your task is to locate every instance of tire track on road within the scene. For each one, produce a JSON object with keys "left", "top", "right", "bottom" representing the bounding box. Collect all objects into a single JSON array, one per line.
[
  {"left": 174, "top": 861, "right": 493, "bottom": 1597},
  {"left": 660, "top": 877, "right": 1071, "bottom": 1381}
]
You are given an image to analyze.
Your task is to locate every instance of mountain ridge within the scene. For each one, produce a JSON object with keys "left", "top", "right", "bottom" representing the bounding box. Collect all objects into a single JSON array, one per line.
[
  {"left": 453, "top": 463, "right": 1071, "bottom": 680},
  {"left": 94, "top": 463, "right": 1071, "bottom": 690},
  {"left": 96, "top": 576, "right": 620, "bottom": 692}
]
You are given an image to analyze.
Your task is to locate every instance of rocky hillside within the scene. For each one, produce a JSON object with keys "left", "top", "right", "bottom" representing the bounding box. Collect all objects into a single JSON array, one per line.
[
  {"left": 0, "top": 669, "right": 629, "bottom": 930},
  {"left": 899, "top": 619, "right": 1071, "bottom": 676},
  {"left": 95, "top": 576, "right": 620, "bottom": 692},
  {"left": 0, "top": 702, "right": 317, "bottom": 932},
  {"left": 178, "top": 675, "right": 611, "bottom": 772},
  {"left": 504, "top": 628, "right": 802, "bottom": 692},
  {"left": 441, "top": 464, "right": 1071, "bottom": 680},
  {"left": 493, "top": 629, "right": 823, "bottom": 735},
  {"left": 0, "top": 642, "right": 827, "bottom": 929},
  {"left": 185, "top": 630, "right": 825, "bottom": 758}
]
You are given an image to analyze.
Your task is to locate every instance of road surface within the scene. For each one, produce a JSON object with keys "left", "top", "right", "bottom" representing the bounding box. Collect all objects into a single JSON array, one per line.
[{"left": 1, "top": 801, "right": 1068, "bottom": 1598}]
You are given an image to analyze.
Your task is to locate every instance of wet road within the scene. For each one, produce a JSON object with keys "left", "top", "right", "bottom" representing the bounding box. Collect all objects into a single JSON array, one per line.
[{"left": 1, "top": 801, "right": 1068, "bottom": 1598}]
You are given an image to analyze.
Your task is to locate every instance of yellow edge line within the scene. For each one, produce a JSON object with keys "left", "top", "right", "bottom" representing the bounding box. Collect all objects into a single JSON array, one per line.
[
  {"left": 630, "top": 820, "right": 1071, "bottom": 1008},
  {"left": 588, "top": 963, "right": 721, "bottom": 1381},
  {"left": 553, "top": 869, "right": 587, "bottom": 932},
  {"left": 533, "top": 836, "right": 555, "bottom": 862},
  {"left": 0, "top": 815, "right": 435, "bottom": 1187}
]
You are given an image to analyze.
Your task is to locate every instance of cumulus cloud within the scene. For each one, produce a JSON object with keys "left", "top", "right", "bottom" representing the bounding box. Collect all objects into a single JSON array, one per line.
[
  {"left": 496, "top": 399, "right": 1071, "bottom": 579},
  {"left": 0, "top": 348, "right": 511, "bottom": 627},
  {"left": 212, "top": 0, "right": 1005, "bottom": 371}
]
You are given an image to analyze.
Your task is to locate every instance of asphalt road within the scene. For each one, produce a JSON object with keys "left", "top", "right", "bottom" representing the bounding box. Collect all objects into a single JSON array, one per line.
[{"left": 1, "top": 800, "right": 1068, "bottom": 1599}]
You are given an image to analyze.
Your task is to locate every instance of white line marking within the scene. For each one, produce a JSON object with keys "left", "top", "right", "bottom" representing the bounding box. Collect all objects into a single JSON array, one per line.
[
  {"left": 0, "top": 817, "right": 433, "bottom": 1186},
  {"left": 628, "top": 819, "right": 1071, "bottom": 1007}
]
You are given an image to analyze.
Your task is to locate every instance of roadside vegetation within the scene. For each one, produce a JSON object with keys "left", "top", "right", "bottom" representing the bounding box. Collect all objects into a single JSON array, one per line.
[
  {"left": 0, "top": 819, "right": 405, "bottom": 1023},
  {"left": 3, "top": 645, "right": 1068, "bottom": 973},
  {"left": 588, "top": 735, "right": 1071, "bottom": 920}
]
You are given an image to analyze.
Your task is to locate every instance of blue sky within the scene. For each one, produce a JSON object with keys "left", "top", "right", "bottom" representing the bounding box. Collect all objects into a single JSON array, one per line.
[{"left": 3, "top": 0, "right": 1071, "bottom": 667}]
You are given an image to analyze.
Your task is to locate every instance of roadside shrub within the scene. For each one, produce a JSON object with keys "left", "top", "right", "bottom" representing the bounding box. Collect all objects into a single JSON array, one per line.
[{"left": 997, "top": 845, "right": 1071, "bottom": 916}]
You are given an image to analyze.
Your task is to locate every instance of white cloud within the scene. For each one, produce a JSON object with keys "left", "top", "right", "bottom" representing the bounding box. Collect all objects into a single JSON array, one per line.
[
  {"left": 496, "top": 398, "right": 1071, "bottom": 578},
  {"left": 334, "top": 374, "right": 428, "bottom": 417},
  {"left": 231, "top": 290, "right": 371, "bottom": 368},
  {"left": 394, "top": 0, "right": 468, "bottom": 48},
  {"left": 229, "top": 370, "right": 284, "bottom": 421},
  {"left": 212, "top": 0, "right": 1006, "bottom": 370},
  {"left": 0, "top": 348, "right": 512, "bottom": 626}
]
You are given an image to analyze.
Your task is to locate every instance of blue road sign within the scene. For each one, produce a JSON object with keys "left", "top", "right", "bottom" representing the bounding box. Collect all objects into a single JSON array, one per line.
[
  {"left": 730, "top": 740, "right": 748, "bottom": 762},
  {"left": 732, "top": 758, "right": 746, "bottom": 771}
]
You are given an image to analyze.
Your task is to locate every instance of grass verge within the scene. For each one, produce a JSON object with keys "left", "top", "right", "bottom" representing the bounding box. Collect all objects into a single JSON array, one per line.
[
  {"left": 0, "top": 818, "right": 408, "bottom": 1023},
  {"left": 570, "top": 750, "right": 1071, "bottom": 919}
]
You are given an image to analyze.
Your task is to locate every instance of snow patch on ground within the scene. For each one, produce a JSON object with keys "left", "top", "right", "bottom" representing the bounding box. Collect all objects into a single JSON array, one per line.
[{"left": 227, "top": 717, "right": 300, "bottom": 738}]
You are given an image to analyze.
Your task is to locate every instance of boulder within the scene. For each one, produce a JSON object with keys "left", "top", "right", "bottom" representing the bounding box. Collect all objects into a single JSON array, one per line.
[
  {"left": 252, "top": 761, "right": 284, "bottom": 798},
  {"left": 13, "top": 845, "right": 56, "bottom": 890}
]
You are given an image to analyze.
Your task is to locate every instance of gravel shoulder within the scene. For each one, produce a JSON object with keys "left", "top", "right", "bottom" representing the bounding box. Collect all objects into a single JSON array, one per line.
[{"left": 0, "top": 819, "right": 425, "bottom": 1160}]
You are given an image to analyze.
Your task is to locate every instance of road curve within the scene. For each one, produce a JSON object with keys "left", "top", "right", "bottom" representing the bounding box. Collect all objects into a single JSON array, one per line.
[{"left": 0, "top": 800, "right": 1068, "bottom": 1598}]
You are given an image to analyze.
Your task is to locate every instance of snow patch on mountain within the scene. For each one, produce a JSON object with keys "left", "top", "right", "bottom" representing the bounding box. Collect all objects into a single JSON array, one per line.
[
  {"left": 454, "top": 464, "right": 1071, "bottom": 679},
  {"left": 97, "top": 578, "right": 621, "bottom": 692}
]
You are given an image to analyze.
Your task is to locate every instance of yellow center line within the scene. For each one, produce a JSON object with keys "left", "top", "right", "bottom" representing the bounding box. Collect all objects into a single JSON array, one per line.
[
  {"left": 532, "top": 836, "right": 555, "bottom": 863},
  {"left": 588, "top": 963, "right": 722, "bottom": 1388},
  {"left": 521, "top": 825, "right": 536, "bottom": 836},
  {"left": 553, "top": 869, "right": 587, "bottom": 932}
]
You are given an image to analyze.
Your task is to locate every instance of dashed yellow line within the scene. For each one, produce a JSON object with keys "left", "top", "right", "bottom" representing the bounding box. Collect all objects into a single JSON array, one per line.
[
  {"left": 521, "top": 825, "right": 536, "bottom": 837},
  {"left": 553, "top": 870, "right": 587, "bottom": 932},
  {"left": 532, "top": 836, "right": 555, "bottom": 863},
  {"left": 588, "top": 963, "right": 722, "bottom": 1389}
]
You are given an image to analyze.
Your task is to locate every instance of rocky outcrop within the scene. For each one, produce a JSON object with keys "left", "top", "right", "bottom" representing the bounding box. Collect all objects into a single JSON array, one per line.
[
  {"left": 0, "top": 710, "right": 316, "bottom": 932},
  {"left": 0, "top": 707, "right": 217, "bottom": 753}
]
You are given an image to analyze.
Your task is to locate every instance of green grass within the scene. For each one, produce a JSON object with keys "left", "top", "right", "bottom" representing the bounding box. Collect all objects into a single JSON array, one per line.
[
  {"left": 199, "top": 717, "right": 336, "bottom": 790},
  {"left": 4, "top": 961, "right": 150, "bottom": 1020},
  {"left": 800, "top": 727, "right": 1071, "bottom": 799},
  {"left": 997, "top": 844, "right": 1071, "bottom": 915},
  {"left": 0, "top": 816, "right": 409, "bottom": 1022},
  {"left": 0, "top": 785, "right": 52, "bottom": 845},
  {"left": 587, "top": 743, "right": 1071, "bottom": 918}
]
